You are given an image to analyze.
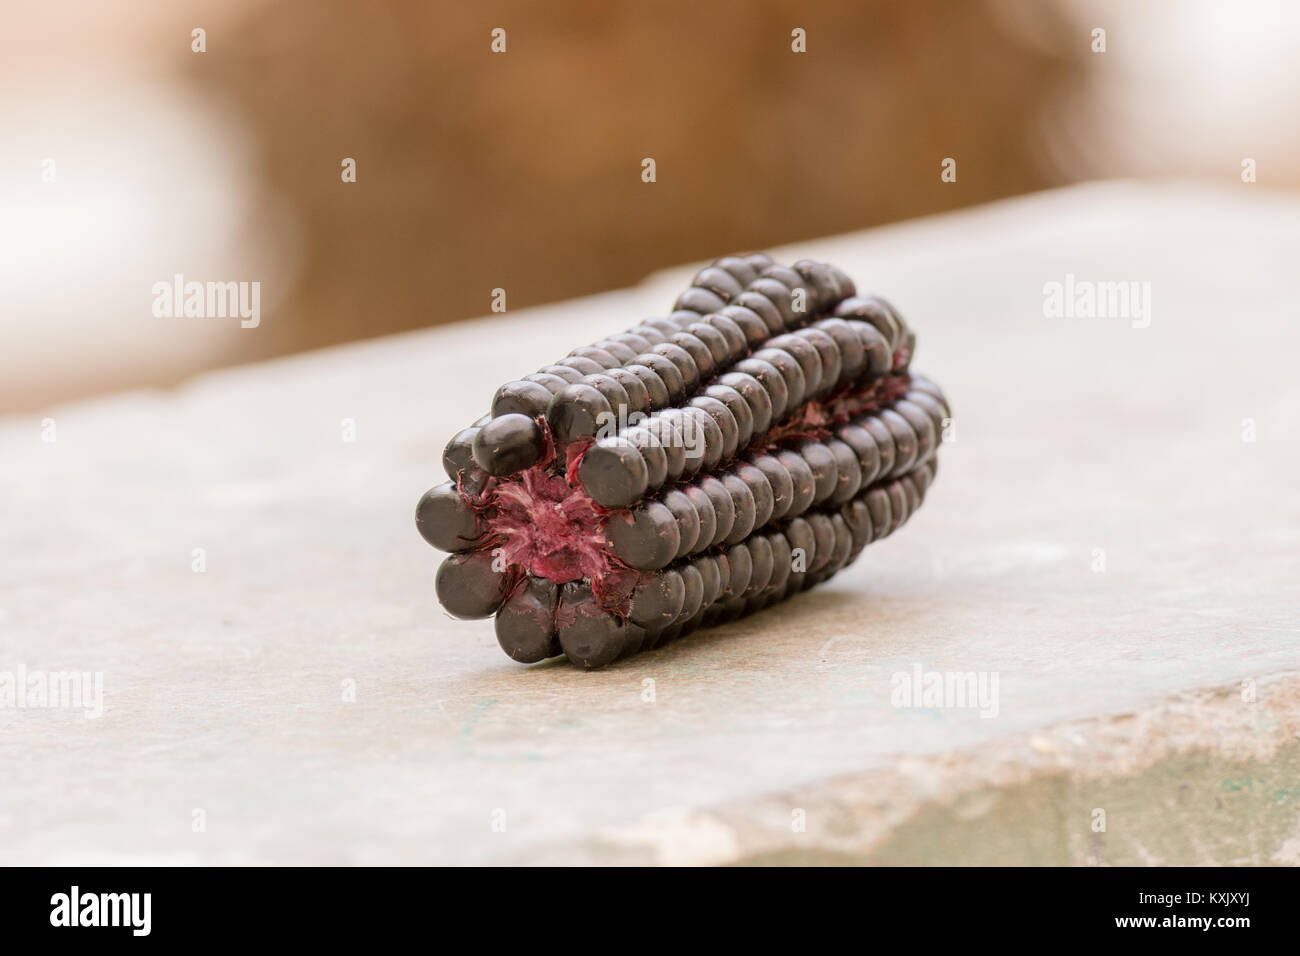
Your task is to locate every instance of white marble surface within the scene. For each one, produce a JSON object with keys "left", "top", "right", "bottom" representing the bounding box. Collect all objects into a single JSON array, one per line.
[{"left": 3, "top": 181, "right": 1299, "bottom": 864}]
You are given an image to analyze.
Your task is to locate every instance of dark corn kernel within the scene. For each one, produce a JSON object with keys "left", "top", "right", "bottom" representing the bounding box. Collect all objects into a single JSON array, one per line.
[
  {"left": 688, "top": 395, "right": 740, "bottom": 462},
  {"left": 570, "top": 345, "right": 621, "bottom": 370},
  {"left": 671, "top": 332, "right": 716, "bottom": 380},
  {"left": 556, "top": 355, "right": 605, "bottom": 377},
  {"left": 794, "top": 327, "right": 842, "bottom": 396},
  {"left": 522, "top": 371, "right": 572, "bottom": 396},
  {"left": 659, "top": 408, "right": 702, "bottom": 479},
  {"left": 732, "top": 357, "right": 789, "bottom": 421},
  {"left": 604, "top": 500, "right": 680, "bottom": 570},
  {"left": 436, "top": 551, "right": 512, "bottom": 620},
  {"left": 681, "top": 405, "right": 725, "bottom": 472},
  {"left": 472, "top": 413, "right": 545, "bottom": 477},
  {"left": 557, "top": 581, "right": 627, "bottom": 669},
  {"left": 834, "top": 295, "right": 904, "bottom": 353},
  {"left": 784, "top": 516, "right": 815, "bottom": 591},
  {"left": 862, "top": 416, "right": 897, "bottom": 480},
  {"left": 628, "top": 363, "right": 671, "bottom": 408},
  {"left": 799, "top": 439, "right": 839, "bottom": 505},
  {"left": 492, "top": 379, "right": 554, "bottom": 418},
  {"left": 748, "top": 453, "right": 794, "bottom": 521},
  {"left": 661, "top": 488, "right": 701, "bottom": 559},
  {"left": 886, "top": 481, "right": 909, "bottom": 535},
  {"left": 692, "top": 266, "right": 745, "bottom": 302},
  {"left": 720, "top": 303, "right": 771, "bottom": 347},
  {"left": 608, "top": 367, "right": 651, "bottom": 415},
  {"left": 749, "top": 278, "right": 799, "bottom": 328},
  {"left": 704, "top": 384, "right": 754, "bottom": 448},
  {"left": 637, "top": 353, "right": 686, "bottom": 405},
  {"left": 825, "top": 439, "right": 863, "bottom": 506},
  {"left": 629, "top": 325, "right": 668, "bottom": 346},
  {"left": 765, "top": 530, "right": 793, "bottom": 595},
  {"left": 903, "top": 389, "right": 949, "bottom": 432},
  {"left": 443, "top": 426, "right": 492, "bottom": 497},
  {"left": 812, "top": 318, "right": 865, "bottom": 381},
  {"left": 641, "top": 317, "right": 680, "bottom": 336},
  {"left": 842, "top": 497, "right": 873, "bottom": 556},
  {"left": 805, "top": 512, "right": 836, "bottom": 579},
  {"left": 716, "top": 371, "right": 773, "bottom": 436},
  {"left": 675, "top": 287, "right": 728, "bottom": 315},
  {"left": 766, "top": 335, "right": 823, "bottom": 398},
  {"left": 609, "top": 331, "right": 652, "bottom": 354},
  {"left": 827, "top": 263, "right": 857, "bottom": 300},
  {"left": 793, "top": 259, "right": 848, "bottom": 312},
  {"left": 495, "top": 576, "right": 561, "bottom": 663},
  {"left": 720, "top": 542, "right": 753, "bottom": 601},
  {"left": 578, "top": 436, "right": 649, "bottom": 509},
  {"left": 894, "top": 399, "right": 937, "bottom": 465},
  {"left": 693, "top": 553, "right": 723, "bottom": 607},
  {"left": 644, "top": 414, "right": 687, "bottom": 483},
  {"left": 730, "top": 294, "right": 782, "bottom": 338},
  {"left": 854, "top": 322, "right": 894, "bottom": 379},
  {"left": 593, "top": 340, "right": 638, "bottom": 364},
  {"left": 721, "top": 472, "right": 757, "bottom": 546},
  {"left": 746, "top": 534, "right": 775, "bottom": 597},
  {"left": 546, "top": 383, "right": 611, "bottom": 447},
  {"left": 703, "top": 313, "right": 749, "bottom": 358},
  {"left": 683, "top": 484, "right": 718, "bottom": 554},
  {"left": 628, "top": 569, "right": 685, "bottom": 630},
  {"left": 752, "top": 347, "right": 807, "bottom": 410},
  {"left": 685, "top": 322, "right": 732, "bottom": 366},
  {"left": 416, "top": 482, "right": 485, "bottom": 552},
  {"left": 837, "top": 423, "right": 882, "bottom": 486},
  {"left": 827, "top": 513, "right": 854, "bottom": 572},
  {"left": 775, "top": 448, "right": 817, "bottom": 517},
  {"left": 712, "top": 255, "right": 759, "bottom": 287},
  {"left": 734, "top": 461, "right": 775, "bottom": 531},
  {"left": 698, "top": 474, "right": 735, "bottom": 547},
  {"left": 538, "top": 364, "right": 583, "bottom": 384},
  {"left": 624, "top": 426, "right": 667, "bottom": 488},
  {"left": 879, "top": 408, "right": 919, "bottom": 477},
  {"left": 582, "top": 373, "right": 632, "bottom": 420},
  {"left": 676, "top": 563, "right": 706, "bottom": 624},
  {"left": 650, "top": 342, "right": 701, "bottom": 394},
  {"left": 760, "top": 264, "right": 808, "bottom": 293},
  {"left": 864, "top": 486, "right": 892, "bottom": 544}
]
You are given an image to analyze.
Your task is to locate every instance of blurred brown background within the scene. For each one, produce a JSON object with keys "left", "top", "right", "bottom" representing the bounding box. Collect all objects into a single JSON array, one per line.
[{"left": 3, "top": 0, "right": 1297, "bottom": 411}]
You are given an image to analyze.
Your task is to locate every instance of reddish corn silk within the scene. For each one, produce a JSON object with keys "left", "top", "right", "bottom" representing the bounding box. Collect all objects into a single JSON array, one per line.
[
  {"left": 490, "top": 467, "right": 606, "bottom": 585},
  {"left": 416, "top": 254, "right": 951, "bottom": 668}
]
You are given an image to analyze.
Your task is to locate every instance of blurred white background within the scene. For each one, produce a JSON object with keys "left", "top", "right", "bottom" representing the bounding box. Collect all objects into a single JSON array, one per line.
[{"left": 2, "top": 0, "right": 1296, "bottom": 412}]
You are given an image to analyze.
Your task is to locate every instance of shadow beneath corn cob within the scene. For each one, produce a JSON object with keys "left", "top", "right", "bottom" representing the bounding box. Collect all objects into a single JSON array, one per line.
[
  {"left": 416, "top": 255, "right": 950, "bottom": 669},
  {"left": 500, "top": 585, "right": 881, "bottom": 675}
]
